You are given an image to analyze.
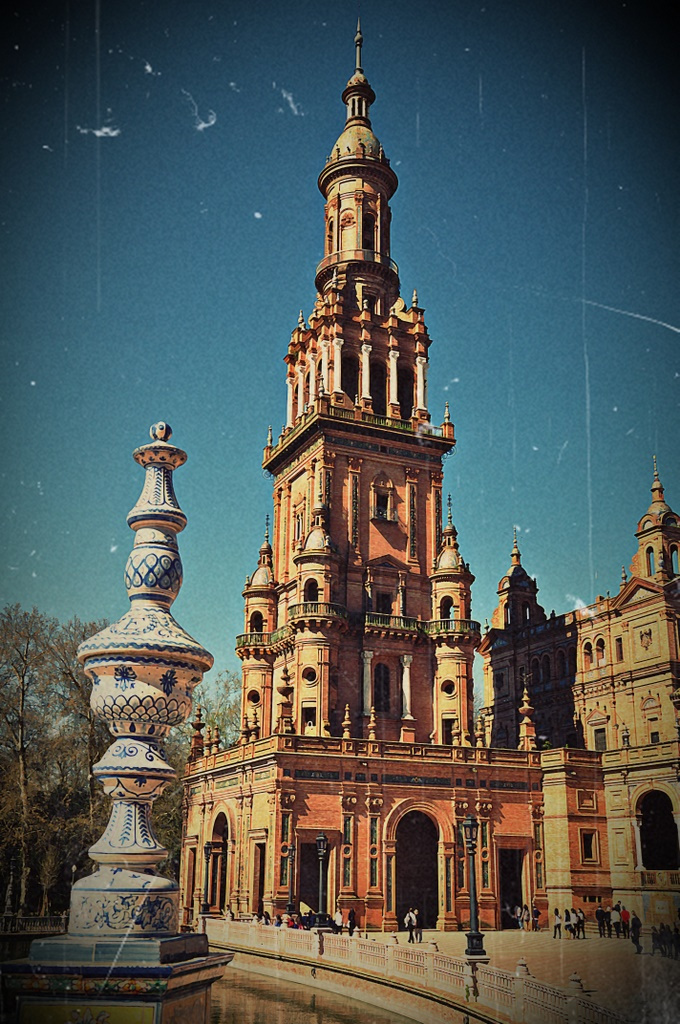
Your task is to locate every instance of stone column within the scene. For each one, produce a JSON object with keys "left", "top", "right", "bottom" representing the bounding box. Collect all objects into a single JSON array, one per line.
[
  {"left": 633, "top": 815, "right": 643, "bottom": 871},
  {"left": 416, "top": 356, "right": 427, "bottom": 412},
  {"left": 332, "top": 336, "right": 344, "bottom": 394},
  {"left": 401, "top": 655, "right": 413, "bottom": 719},
  {"left": 309, "top": 353, "right": 317, "bottom": 404},
  {"left": 286, "top": 376, "right": 294, "bottom": 428},
  {"left": 320, "top": 339, "right": 330, "bottom": 393},
  {"left": 388, "top": 349, "right": 399, "bottom": 407},
  {"left": 361, "top": 343, "right": 372, "bottom": 401},
  {"left": 362, "top": 650, "right": 374, "bottom": 714},
  {"left": 296, "top": 365, "right": 305, "bottom": 415}
]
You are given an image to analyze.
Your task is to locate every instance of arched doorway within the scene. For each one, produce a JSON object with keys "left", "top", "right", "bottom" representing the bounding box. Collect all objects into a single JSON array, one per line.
[
  {"left": 396, "top": 811, "right": 439, "bottom": 931},
  {"left": 640, "top": 791, "right": 679, "bottom": 870}
]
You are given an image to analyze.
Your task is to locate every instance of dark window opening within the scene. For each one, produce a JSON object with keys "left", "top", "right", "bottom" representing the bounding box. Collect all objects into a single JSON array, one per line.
[
  {"left": 375, "top": 591, "right": 392, "bottom": 614},
  {"left": 374, "top": 663, "right": 390, "bottom": 712},
  {"left": 593, "top": 727, "right": 607, "bottom": 752},
  {"left": 342, "top": 354, "right": 359, "bottom": 404},
  {"left": 397, "top": 366, "right": 413, "bottom": 420},
  {"left": 370, "top": 360, "right": 387, "bottom": 417}
]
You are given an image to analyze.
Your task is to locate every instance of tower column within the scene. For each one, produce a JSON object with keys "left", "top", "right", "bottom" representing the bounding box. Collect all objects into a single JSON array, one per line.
[
  {"left": 388, "top": 348, "right": 399, "bottom": 407},
  {"left": 286, "top": 376, "right": 294, "bottom": 428},
  {"left": 362, "top": 650, "right": 374, "bottom": 713},
  {"left": 361, "top": 343, "right": 372, "bottom": 401},
  {"left": 332, "top": 336, "right": 344, "bottom": 394},
  {"left": 416, "top": 355, "right": 427, "bottom": 413},
  {"left": 320, "top": 339, "right": 330, "bottom": 392},
  {"left": 309, "top": 353, "right": 317, "bottom": 404},
  {"left": 401, "top": 654, "right": 413, "bottom": 718},
  {"left": 296, "top": 366, "right": 305, "bottom": 417}
]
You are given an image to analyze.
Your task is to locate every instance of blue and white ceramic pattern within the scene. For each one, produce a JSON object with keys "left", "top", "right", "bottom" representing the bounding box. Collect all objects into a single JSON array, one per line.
[{"left": 73, "top": 423, "right": 213, "bottom": 939}]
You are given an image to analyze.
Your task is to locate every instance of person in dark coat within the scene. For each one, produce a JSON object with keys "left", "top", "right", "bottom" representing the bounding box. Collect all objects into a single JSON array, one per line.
[
  {"left": 630, "top": 911, "right": 642, "bottom": 954},
  {"left": 348, "top": 908, "right": 356, "bottom": 937},
  {"left": 595, "top": 905, "right": 606, "bottom": 937}
]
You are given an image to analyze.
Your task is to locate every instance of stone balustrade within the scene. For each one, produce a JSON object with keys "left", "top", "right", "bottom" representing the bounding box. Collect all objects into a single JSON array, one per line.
[{"left": 203, "top": 919, "right": 628, "bottom": 1024}]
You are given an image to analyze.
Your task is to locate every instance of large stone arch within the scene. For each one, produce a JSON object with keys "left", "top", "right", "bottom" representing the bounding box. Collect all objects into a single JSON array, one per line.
[
  {"left": 207, "top": 804, "right": 236, "bottom": 913},
  {"left": 384, "top": 801, "right": 449, "bottom": 933},
  {"left": 636, "top": 788, "right": 679, "bottom": 871}
]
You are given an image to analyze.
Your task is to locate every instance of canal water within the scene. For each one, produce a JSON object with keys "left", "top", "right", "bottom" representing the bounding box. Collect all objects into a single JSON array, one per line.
[{"left": 210, "top": 965, "right": 419, "bottom": 1024}]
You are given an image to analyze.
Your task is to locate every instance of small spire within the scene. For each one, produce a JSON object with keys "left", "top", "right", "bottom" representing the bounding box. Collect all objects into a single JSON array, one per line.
[
  {"left": 444, "top": 401, "right": 450, "bottom": 424},
  {"left": 264, "top": 514, "right": 270, "bottom": 543},
  {"left": 368, "top": 705, "right": 377, "bottom": 741},
  {"left": 298, "top": 310, "right": 305, "bottom": 327},
  {"left": 447, "top": 493, "right": 453, "bottom": 526},
  {"left": 266, "top": 424, "right": 273, "bottom": 447},
  {"left": 411, "top": 288, "right": 418, "bottom": 307},
  {"left": 354, "top": 17, "right": 363, "bottom": 72},
  {"left": 651, "top": 454, "right": 665, "bottom": 503},
  {"left": 511, "top": 527, "right": 521, "bottom": 566},
  {"left": 620, "top": 565, "right": 627, "bottom": 589}
]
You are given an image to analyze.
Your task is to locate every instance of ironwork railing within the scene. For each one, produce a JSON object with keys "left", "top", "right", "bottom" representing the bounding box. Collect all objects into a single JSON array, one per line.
[
  {"left": 421, "top": 618, "right": 481, "bottom": 636},
  {"left": 235, "top": 631, "right": 271, "bottom": 649},
  {"left": 364, "top": 613, "right": 420, "bottom": 631}
]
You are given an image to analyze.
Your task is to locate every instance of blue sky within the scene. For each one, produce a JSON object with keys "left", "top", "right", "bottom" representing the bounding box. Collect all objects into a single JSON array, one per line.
[{"left": 2, "top": 0, "right": 678, "bottom": 687}]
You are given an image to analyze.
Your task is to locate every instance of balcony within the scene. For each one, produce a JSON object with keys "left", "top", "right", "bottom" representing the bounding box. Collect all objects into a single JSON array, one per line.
[
  {"left": 288, "top": 602, "right": 349, "bottom": 625},
  {"left": 235, "top": 631, "right": 271, "bottom": 650},
  {"left": 422, "top": 618, "right": 481, "bottom": 637},
  {"left": 363, "top": 613, "right": 420, "bottom": 635}
]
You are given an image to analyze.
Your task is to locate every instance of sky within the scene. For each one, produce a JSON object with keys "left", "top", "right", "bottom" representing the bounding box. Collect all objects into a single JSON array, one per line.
[{"left": 2, "top": 0, "right": 679, "bottom": 691}]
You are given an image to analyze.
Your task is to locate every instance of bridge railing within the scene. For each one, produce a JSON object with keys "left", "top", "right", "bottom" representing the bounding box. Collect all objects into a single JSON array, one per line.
[{"left": 203, "top": 920, "right": 629, "bottom": 1024}]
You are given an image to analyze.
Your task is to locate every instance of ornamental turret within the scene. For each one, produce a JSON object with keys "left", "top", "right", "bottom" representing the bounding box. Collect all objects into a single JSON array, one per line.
[{"left": 630, "top": 457, "right": 680, "bottom": 582}]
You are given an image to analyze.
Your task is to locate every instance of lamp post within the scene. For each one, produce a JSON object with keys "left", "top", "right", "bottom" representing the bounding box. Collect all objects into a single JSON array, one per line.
[
  {"left": 462, "top": 814, "right": 486, "bottom": 957},
  {"left": 316, "top": 833, "right": 329, "bottom": 917},
  {"left": 287, "top": 843, "right": 296, "bottom": 915},
  {"left": 200, "top": 842, "right": 212, "bottom": 915}
]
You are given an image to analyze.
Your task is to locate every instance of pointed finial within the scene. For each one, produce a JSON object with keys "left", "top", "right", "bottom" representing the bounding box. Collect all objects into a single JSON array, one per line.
[
  {"left": 264, "top": 514, "right": 270, "bottom": 543},
  {"left": 298, "top": 310, "right": 305, "bottom": 327},
  {"left": 411, "top": 288, "right": 418, "bottom": 307},
  {"left": 368, "top": 705, "right": 377, "bottom": 741},
  {"left": 651, "top": 454, "right": 665, "bottom": 503},
  {"left": 444, "top": 401, "right": 450, "bottom": 423},
  {"left": 620, "top": 565, "right": 627, "bottom": 589},
  {"left": 354, "top": 17, "right": 363, "bottom": 72},
  {"left": 447, "top": 493, "right": 453, "bottom": 526},
  {"left": 266, "top": 424, "right": 273, "bottom": 447},
  {"left": 511, "top": 526, "right": 521, "bottom": 566},
  {"left": 331, "top": 267, "right": 338, "bottom": 290},
  {"left": 342, "top": 703, "right": 352, "bottom": 740}
]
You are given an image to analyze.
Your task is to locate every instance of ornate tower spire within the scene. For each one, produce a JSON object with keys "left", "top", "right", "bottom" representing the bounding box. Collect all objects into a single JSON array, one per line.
[
  {"left": 511, "top": 526, "right": 521, "bottom": 566},
  {"left": 73, "top": 422, "right": 212, "bottom": 941},
  {"left": 354, "top": 16, "right": 363, "bottom": 72}
]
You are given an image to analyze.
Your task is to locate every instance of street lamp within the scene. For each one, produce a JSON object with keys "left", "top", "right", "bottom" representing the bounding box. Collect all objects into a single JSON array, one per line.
[
  {"left": 287, "top": 843, "right": 296, "bottom": 915},
  {"left": 316, "top": 833, "right": 329, "bottom": 917},
  {"left": 462, "top": 814, "right": 486, "bottom": 957},
  {"left": 200, "top": 842, "right": 212, "bottom": 915}
]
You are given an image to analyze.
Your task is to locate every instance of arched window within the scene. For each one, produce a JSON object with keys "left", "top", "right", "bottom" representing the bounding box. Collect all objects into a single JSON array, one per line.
[
  {"left": 370, "top": 359, "right": 387, "bottom": 417},
  {"left": 595, "top": 638, "right": 606, "bottom": 665},
  {"left": 541, "top": 655, "right": 551, "bottom": 683},
  {"left": 370, "top": 473, "right": 395, "bottom": 522},
  {"left": 342, "top": 353, "right": 359, "bottom": 404},
  {"left": 671, "top": 546, "right": 679, "bottom": 576},
  {"left": 374, "top": 663, "right": 390, "bottom": 712},
  {"left": 646, "top": 546, "right": 655, "bottom": 576},
  {"left": 530, "top": 658, "right": 540, "bottom": 685},
  {"left": 362, "top": 212, "right": 375, "bottom": 251},
  {"left": 583, "top": 642, "right": 593, "bottom": 669},
  {"left": 210, "top": 813, "right": 229, "bottom": 912},
  {"left": 397, "top": 365, "right": 413, "bottom": 420},
  {"left": 439, "top": 596, "right": 455, "bottom": 620},
  {"left": 523, "top": 603, "right": 531, "bottom": 623},
  {"left": 326, "top": 218, "right": 334, "bottom": 255},
  {"left": 556, "top": 649, "right": 567, "bottom": 679},
  {"left": 303, "top": 578, "right": 319, "bottom": 603},
  {"left": 249, "top": 610, "right": 264, "bottom": 633}
]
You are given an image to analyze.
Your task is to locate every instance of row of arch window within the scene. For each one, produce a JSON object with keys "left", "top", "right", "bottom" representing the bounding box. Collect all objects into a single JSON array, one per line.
[
  {"left": 293, "top": 356, "right": 414, "bottom": 421},
  {"left": 326, "top": 210, "right": 377, "bottom": 255},
  {"left": 527, "top": 649, "right": 578, "bottom": 685}
]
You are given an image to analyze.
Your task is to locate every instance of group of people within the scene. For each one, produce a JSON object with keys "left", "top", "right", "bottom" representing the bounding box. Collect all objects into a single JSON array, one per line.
[
  {"left": 595, "top": 902, "right": 631, "bottom": 938},
  {"left": 552, "top": 907, "right": 586, "bottom": 938},
  {"left": 403, "top": 907, "right": 424, "bottom": 942},
  {"left": 512, "top": 904, "right": 541, "bottom": 930},
  {"left": 247, "top": 906, "right": 359, "bottom": 935},
  {"left": 650, "top": 922, "right": 680, "bottom": 958}
]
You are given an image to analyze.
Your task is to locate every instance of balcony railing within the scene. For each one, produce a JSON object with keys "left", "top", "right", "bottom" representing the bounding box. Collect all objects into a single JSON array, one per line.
[
  {"left": 235, "top": 631, "right": 271, "bottom": 650},
  {"left": 422, "top": 618, "right": 482, "bottom": 636},
  {"left": 363, "top": 613, "right": 420, "bottom": 631},
  {"left": 288, "top": 602, "right": 349, "bottom": 621}
]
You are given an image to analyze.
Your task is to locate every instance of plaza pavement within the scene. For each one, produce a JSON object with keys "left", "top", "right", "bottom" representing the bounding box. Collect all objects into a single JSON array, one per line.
[{"left": 416, "top": 926, "right": 680, "bottom": 1023}]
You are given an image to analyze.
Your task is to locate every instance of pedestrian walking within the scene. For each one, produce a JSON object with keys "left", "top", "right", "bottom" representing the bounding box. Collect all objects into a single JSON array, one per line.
[
  {"left": 405, "top": 907, "right": 416, "bottom": 943},
  {"left": 348, "top": 908, "right": 356, "bottom": 937},
  {"left": 604, "top": 905, "right": 612, "bottom": 938},
  {"left": 522, "top": 904, "right": 530, "bottom": 930},
  {"left": 577, "top": 908, "right": 586, "bottom": 938},
  {"left": 553, "top": 908, "right": 562, "bottom": 939},
  {"left": 515, "top": 904, "right": 523, "bottom": 929},
  {"left": 333, "top": 906, "right": 343, "bottom": 934},
  {"left": 532, "top": 904, "right": 540, "bottom": 932},
  {"left": 620, "top": 906, "right": 630, "bottom": 939},
  {"left": 630, "top": 911, "right": 643, "bottom": 954},
  {"left": 414, "top": 908, "right": 423, "bottom": 942},
  {"left": 564, "top": 908, "right": 573, "bottom": 937}
]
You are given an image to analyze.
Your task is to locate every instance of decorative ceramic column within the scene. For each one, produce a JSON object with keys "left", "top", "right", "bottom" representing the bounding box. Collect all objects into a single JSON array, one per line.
[
  {"left": 415, "top": 355, "right": 427, "bottom": 412},
  {"left": 332, "top": 336, "right": 344, "bottom": 394},
  {"left": 388, "top": 348, "right": 399, "bottom": 407},
  {"left": 401, "top": 655, "right": 413, "bottom": 718},
  {"left": 286, "top": 375, "right": 295, "bottom": 428},
  {"left": 71, "top": 422, "right": 214, "bottom": 941},
  {"left": 361, "top": 343, "right": 372, "bottom": 400},
  {"left": 18, "top": 423, "right": 231, "bottom": 1022}
]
